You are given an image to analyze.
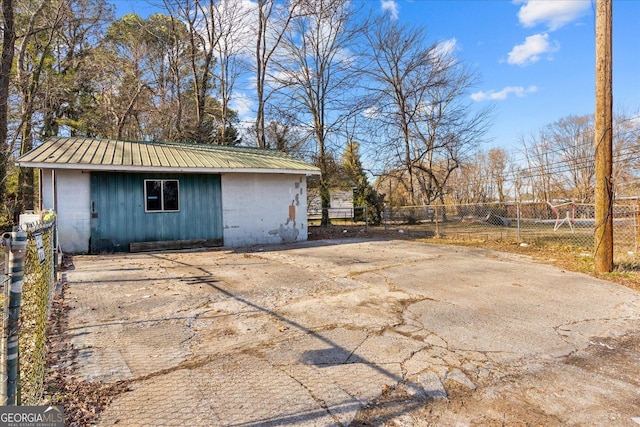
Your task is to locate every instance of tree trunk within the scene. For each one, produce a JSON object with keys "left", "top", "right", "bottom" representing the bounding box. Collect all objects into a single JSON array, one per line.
[
  {"left": 255, "top": 1, "right": 267, "bottom": 148},
  {"left": 318, "top": 129, "right": 330, "bottom": 226},
  {"left": 320, "top": 177, "right": 331, "bottom": 227},
  {"left": 0, "top": 0, "right": 15, "bottom": 210},
  {"left": 17, "top": 131, "right": 34, "bottom": 213}
]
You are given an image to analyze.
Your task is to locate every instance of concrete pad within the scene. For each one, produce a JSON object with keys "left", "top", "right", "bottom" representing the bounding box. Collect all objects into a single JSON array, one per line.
[
  {"left": 415, "top": 371, "right": 447, "bottom": 400},
  {"left": 193, "top": 353, "right": 338, "bottom": 426},
  {"left": 98, "top": 370, "right": 220, "bottom": 427},
  {"left": 263, "top": 327, "right": 370, "bottom": 366},
  {"left": 60, "top": 239, "right": 640, "bottom": 426}
]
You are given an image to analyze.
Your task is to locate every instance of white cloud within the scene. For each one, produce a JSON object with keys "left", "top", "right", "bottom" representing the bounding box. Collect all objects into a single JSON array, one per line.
[
  {"left": 363, "top": 106, "right": 380, "bottom": 119},
  {"left": 507, "top": 33, "right": 557, "bottom": 66},
  {"left": 334, "top": 46, "right": 356, "bottom": 68},
  {"left": 515, "top": 0, "right": 591, "bottom": 31},
  {"left": 471, "top": 85, "right": 538, "bottom": 102},
  {"left": 380, "top": 0, "right": 399, "bottom": 20},
  {"left": 230, "top": 92, "right": 254, "bottom": 120},
  {"left": 435, "top": 38, "right": 457, "bottom": 57}
]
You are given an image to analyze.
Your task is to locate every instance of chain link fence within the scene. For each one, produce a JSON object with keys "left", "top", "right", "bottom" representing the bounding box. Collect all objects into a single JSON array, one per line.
[
  {"left": 309, "top": 202, "right": 640, "bottom": 258},
  {"left": 1, "top": 219, "right": 57, "bottom": 405},
  {"left": 0, "top": 251, "right": 8, "bottom": 403},
  {"left": 309, "top": 205, "right": 381, "bottom": 224}
]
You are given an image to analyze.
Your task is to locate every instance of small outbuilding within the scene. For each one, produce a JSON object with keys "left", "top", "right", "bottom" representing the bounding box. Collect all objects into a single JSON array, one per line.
[{"left": 16, "top": 137, "right": 320, "bottom": 254}]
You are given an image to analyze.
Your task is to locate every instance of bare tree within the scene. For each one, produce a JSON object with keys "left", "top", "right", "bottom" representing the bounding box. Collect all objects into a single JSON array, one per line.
[
  {"left": 0, "top": 0, "right": 16, "bottom": 211},
  {"left": 488, "top": 147, "right": 509, "bottom": 202},
  {"left": 519, "top": 133, "right": 559, "bottom": 202},
  {"left": 42, "top": 0, "right": 112, "bottom": 138},
  {"left": 411, "top": 61, "right": 492, "bottom": 205},
  {"left": 518, "top": 112, "right": 640, "bottom": 204},
  {"left": 14, "top": 0, "right": 72, "bottom": 211},
  {"left": 447, "top": 151, "right": 491, "bottom": 204},
  {"left": 510, "top": 163, "right": 527, "bottom": 202},
  {"left": 98, "top": 13, "right": 155, "bottom": 139},
  {"left": 270, "top": 0, "right": 362, "bottom": 225},
  {"left": 99, "top": 4, "right": 239, "bottom": 144},
  {"left": 264, "top": 117, "right": 310, "bottom": 157},
  {"left": 546, "top": 115, "right": 595, "bottom": 203},
  {"left": 361, "top": 20, "right": 442, "bottom": 205},
  {"left": 253, "top": 0, "right": 301, "bottom": 148},
  {"left": 611, "top": 111, "right": 640, "bottom": 197},
  {"left": 210, "top": 0, "right": 250, "bottom": 145},
  {"left": 163, "top": 0, "right": 220, "bottom": 142},
  {"left": 362, "top": 18, "right": 491, "bottom": 206}
]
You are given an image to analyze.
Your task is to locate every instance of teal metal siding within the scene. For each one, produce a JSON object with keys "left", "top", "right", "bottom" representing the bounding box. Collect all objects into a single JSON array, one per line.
[{"left": 90, "top": 172, "right": 223, "bottom": 253}]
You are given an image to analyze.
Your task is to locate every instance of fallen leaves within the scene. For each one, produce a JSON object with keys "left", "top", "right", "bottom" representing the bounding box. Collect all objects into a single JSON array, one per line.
[{"left": 43, "top": 283, "right": 131, "bottom": 427}]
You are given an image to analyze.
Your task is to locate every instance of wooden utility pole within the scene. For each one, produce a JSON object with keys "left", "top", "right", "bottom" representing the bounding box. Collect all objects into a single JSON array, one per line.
[{"left": 594, "top": 0, "right": 614, "bottom": 273}]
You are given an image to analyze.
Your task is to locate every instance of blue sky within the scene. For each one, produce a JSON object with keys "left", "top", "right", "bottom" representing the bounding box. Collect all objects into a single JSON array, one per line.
[
  {"left": 385, "top": 0, "right": 640, "bottom": 151},
  {"left": 113, "top": 0, "right": 639, "bottom": 154}
]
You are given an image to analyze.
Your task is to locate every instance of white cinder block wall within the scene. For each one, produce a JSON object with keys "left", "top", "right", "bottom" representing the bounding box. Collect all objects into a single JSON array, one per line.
[
  {"left": 221, "top": 173, "right": 308, "bottom": 247},
  {"left": 41, "top": 169, "right": 91, "bottom": 254},
  {"left": 39, "top": 170, "right": 309, "bottom": 252}
]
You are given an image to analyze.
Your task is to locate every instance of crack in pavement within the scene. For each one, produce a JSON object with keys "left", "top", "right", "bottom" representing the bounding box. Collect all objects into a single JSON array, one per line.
[
  {"left": 555, "top": 315, "right": 640, "bottom": 330},
  {"left": 345, "top": 332, "right": 371, "bottom": 364},
  {"left": 274, "top": 364, "right": 345, "bottom": 427}
]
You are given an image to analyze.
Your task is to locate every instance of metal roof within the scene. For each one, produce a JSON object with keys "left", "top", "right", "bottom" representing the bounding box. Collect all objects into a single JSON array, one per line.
[{"left": 16, "top": 137, "right": 320, "bottom": 175}]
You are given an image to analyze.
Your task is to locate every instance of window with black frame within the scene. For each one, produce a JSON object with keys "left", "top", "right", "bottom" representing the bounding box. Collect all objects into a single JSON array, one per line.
[{"left": 145, "top": 179, "right": 179, "bottom": 212}]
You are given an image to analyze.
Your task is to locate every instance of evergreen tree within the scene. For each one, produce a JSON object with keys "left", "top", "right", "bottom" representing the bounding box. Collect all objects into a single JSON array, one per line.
[{"left": 342, "top": 140, "right": 383, "bottom": 224}]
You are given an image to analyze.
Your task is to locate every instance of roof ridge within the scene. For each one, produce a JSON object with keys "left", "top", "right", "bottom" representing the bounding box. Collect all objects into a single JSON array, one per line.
[{"left": 61, "top": 136, "right": 295, "bottom": 159}]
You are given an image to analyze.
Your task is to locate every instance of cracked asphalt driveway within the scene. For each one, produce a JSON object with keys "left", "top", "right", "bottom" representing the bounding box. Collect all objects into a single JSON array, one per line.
[{"left": 63, "top": 238, "right": 640, "bottom": 426}]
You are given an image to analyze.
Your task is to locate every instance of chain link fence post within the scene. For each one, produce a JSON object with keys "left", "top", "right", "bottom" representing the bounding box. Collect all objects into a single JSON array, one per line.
[
  {"left": 384, "top": 205, "right": 388, "bottom": 231},
  {"left": 633, "top": 205, "right": 640, "bottom": 253},
  {"left": 6, "top": 230, "right": 27, "bottom": 406},
  {"left": 1, "top": 232, "right": 12, "bottom": 405},
  {"left": 365, "top": 205, "right": 369, "bottom": 232},
  {"left": 517, "top": 202, "right": 521, "bottom": 242}
]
